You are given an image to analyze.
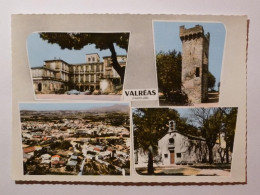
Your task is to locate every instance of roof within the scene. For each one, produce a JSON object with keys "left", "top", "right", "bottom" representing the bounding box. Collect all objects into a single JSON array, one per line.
[
  {"left": 85, "top": 53, "right": 100, "bottom": 57},
  {"left": 23, "top": 146, "right": 36, "bottom": 153},
  {"left": 67, "top": 160, "right": 77, "bottom": 166},
  {"left": 41, "top": 154, "right": 51, "bottom": 158},
  {"left": 102, "top": 55, "right": 127, "bottom": 59},
  {"left": 170, "top": 130, "right": 206, "bottom": 141},
  {"left": 31, "top": 66, "right": 58, "bottom": 72},
  {"left": 44, "top": 59, "right": 69, "bottom": 65},
  {"left": 51, "top": 155, "right": 61, "bottom": 158},
  {"left": 94, "top": 147, "right": 101, "bottom": 151},
  {"left": 70, "top": 62, "right": 103, "bottom": 66}
]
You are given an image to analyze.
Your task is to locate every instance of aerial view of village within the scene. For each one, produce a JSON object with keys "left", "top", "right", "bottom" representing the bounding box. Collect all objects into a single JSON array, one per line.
[{"left": 20, "top": 102, "right": 130, "bottom": 176}]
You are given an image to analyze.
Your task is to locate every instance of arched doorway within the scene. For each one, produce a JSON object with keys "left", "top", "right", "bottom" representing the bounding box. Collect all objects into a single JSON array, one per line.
[
  {"left": 80, "top": 86, "right": 84, "bottom": 92},
  {"left": 38, "top": 83, "right": 42, "bottom": 92}
]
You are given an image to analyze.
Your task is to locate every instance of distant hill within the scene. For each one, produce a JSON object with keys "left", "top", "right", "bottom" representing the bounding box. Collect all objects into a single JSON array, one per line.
[
  {"left": 87, "top": 104, "right": 129, "bottom": 113},
  {"left": 20, "top": 103, "right": 129, "bottom": 114}
]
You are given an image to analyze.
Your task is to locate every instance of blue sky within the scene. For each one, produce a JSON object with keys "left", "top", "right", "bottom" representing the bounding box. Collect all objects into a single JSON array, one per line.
[
  {"left": 26, "top": 33, "right": 127, "bottom": 67},
  {"left": 19, "top": 102, "right": 129, "bottom": 111},
  {"left": 153, "top": 21, "right": 226, "bottom": 89}
]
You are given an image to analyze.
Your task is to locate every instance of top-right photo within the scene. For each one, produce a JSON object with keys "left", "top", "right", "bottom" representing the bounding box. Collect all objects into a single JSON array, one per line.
[{"left": 154, "top": 22, "right": 226, "bottom": 106}]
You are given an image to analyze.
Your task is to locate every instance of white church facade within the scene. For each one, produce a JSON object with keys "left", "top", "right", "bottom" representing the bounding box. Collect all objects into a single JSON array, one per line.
[{"left": 135, "top": 120, "right": 228, "bottom": 167}]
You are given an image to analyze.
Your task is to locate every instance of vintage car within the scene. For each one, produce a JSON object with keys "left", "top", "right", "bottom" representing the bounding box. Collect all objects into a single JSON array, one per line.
[{"left": 67, "top": 89, "right": 80, "bottom": 95}]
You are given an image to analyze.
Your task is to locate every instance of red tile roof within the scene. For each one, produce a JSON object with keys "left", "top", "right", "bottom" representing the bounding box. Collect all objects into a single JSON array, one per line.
[
  {"left": 23, "top": 146, "right": 36, "bottom": 153},
  {"left": 51, "top": 155, "right": 61, "bottom": 158}
]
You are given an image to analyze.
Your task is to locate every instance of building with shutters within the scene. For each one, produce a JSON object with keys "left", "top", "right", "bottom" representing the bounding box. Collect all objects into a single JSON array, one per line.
[{"left": 31, "top": 53, "right": 126, "bottom": 94}]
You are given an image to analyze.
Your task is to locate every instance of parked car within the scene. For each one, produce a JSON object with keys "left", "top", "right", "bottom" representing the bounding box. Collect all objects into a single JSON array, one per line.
[
  {"left": 55, "top": 89, "right": 65, "bottom": 94},
  {"left": 92, "top": 89, "right": 101, "bottom": 95},
  {"left": 84, "top": 90, "right": 92, "bottom": 95},
  {"left": 67, "top": 89, "right": 80, "bottom": 95}
]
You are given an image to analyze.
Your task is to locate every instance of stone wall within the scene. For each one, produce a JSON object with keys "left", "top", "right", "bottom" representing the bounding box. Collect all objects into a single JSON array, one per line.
[{"left": 180, "top": 25, "right": 209, "bottom": 104}]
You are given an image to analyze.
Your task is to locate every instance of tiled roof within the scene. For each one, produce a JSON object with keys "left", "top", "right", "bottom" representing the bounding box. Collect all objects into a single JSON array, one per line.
[{"left": 23, "top": 146, "right": 36, "bottom": 153}]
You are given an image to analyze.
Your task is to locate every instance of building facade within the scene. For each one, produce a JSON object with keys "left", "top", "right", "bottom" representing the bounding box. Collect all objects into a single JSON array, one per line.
[
  {"left": 31, "top": 53, "right": 126, "bottom": 94},
  {"left": 135, "top": 120, "right": 228, "bottom": 167},
  {"left": 180, "top": 25, "right": 210, "bottom": 103}
]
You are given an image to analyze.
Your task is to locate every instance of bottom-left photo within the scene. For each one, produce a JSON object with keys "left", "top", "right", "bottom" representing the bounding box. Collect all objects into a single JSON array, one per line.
[{"left": 19, "top": 102, "right": 130, "bottom": 176}]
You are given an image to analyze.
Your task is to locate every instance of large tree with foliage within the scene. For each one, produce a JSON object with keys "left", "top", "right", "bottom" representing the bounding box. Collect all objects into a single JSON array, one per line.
[
  {"left": 156, "top": 50, "right": 182, "bottom": 99},
  {"left": 221, "top": 107, "right": 238, "bottom": 163},
  {"left": 189, "top": 107, "right": 237, "bottom": 164},
  {"left": 133, "top": 108, "right": 182, "bottom": 174},
  {"left": 208, "top": 71, "right": 216, "bottom": 91},
  {"left": 39, "top": 33, "right": 130, "bottom": 83},
  {"left": 189, "top": 108, "right": 225, "bottom": 164}
]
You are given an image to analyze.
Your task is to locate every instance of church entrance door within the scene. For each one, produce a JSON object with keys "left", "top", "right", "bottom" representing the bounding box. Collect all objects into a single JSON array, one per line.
[{"left": 170, "top": 151, "right": 175, "bottom": 164}]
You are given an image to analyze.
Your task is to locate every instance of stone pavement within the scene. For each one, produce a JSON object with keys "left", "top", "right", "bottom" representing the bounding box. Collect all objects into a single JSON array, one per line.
[{"left": 36, "top": 94, "right": 122, "bottom": 101}]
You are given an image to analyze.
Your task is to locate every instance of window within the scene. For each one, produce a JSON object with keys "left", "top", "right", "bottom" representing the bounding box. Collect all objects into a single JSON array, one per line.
[
  {"left": 177, "top": 153, "right": 181, "bottom": 158},
  {"left": 164, "top": 154, "right": 168, "bottom": 158},
  {"left": 196, "top": 67, "right": 200, "bottom": 77},
  {"left": 169, "top": 138, "right": 174, "bottom": 144}
]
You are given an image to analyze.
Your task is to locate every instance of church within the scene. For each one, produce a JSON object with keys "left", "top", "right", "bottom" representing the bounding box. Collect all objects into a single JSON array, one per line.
[{"left": 135, "top": 120, "right": 227, "bottom": 167}]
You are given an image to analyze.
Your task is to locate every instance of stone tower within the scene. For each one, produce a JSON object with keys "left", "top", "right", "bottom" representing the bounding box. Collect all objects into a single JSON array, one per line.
[{"left": 179, "top": 25, "right": 210, "bottom": 103}]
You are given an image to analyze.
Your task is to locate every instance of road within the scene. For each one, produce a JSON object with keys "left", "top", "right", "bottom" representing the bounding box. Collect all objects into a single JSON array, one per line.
[{"left": 78, "top": 157, "right": 86, "bottom": 176}]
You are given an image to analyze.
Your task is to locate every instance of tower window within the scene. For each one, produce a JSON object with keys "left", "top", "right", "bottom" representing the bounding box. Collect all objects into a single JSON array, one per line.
[
  {"left": 164, "top": 154, "right": 168, "bottom": 158},
  {"left": 177, "top": 153, "right": 181, "bottom": 158},
  {"left": 196, "top": 67, "right": 200, "bottom": 77}
]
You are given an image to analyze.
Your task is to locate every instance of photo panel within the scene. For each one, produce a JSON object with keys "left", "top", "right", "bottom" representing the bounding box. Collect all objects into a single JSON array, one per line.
[
  {"left": 133, "top": 107, "right": 238, "bottom": 176},
  {"left": 19, "top": 102, "right": 130, "bottom": 176},
  {"left": 153, "top": 22, "right": 225, "bottom": 106},
  {"left": 27, "top": 32, "right": 130, "bottom": 101}
]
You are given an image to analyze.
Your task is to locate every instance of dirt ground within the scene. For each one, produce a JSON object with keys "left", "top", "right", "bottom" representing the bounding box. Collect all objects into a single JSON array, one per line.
[{"left": 136, "top": 165, "right": 230, "bottom": 176}]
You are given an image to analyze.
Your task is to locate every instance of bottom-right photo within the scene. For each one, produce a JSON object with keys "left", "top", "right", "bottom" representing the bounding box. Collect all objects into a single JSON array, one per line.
[{"left": 132, "top": 107, "right": 238, "bottom": 176}]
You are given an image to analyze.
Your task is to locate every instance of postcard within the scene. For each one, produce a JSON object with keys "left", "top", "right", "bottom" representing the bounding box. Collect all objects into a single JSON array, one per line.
[{"left": 12, "top": 14, "right": 247, "bottom": 184}]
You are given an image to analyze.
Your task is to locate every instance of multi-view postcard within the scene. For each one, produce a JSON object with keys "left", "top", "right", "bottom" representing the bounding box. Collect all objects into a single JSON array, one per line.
[{"left": 12, "top": 14, "right": 247, "bottom": 184}]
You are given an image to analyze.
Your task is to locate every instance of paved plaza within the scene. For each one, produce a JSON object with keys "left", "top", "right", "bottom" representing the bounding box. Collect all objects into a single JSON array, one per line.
[{"left": 36, "top": 94, "right": 123, "bottom": 101}]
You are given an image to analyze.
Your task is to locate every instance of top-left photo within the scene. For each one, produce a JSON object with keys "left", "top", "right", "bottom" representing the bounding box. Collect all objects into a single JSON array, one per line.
[{"left": 27, "top": 32, "right": 130, "bottom": 101}]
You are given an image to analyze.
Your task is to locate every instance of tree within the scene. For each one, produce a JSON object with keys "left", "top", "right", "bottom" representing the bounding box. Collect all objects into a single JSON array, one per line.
[
  {"left": 208, "top": 71, "right": 216, "bottom": 91},
  {"left": 39, "top": 33, "right": 130, "bottom": 84},
  {"left": 133, "top": 108, "right": 181, "bottom": 174},
  {"left": 189, "top": 108, "right": 225, "bottom": 164},
  {"left": 156, "top": 50, "right": 182, "bottom": 100},
  {"left": 221, "top": 107, "right": 238, "bottom": 163}
]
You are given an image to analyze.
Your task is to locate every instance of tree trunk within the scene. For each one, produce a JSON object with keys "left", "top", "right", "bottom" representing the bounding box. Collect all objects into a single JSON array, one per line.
[
  {"left": 208, "top": 145, "right": 214, "bottom": 164},
  {"left": 225, "top": 144, "right": 229, "bottom": 164},
  {"left": 147, "top": 150, "right": 154, "bottom": 175},
  {"left": 108, "top": 42, "right": 125, "bottom": 84}
]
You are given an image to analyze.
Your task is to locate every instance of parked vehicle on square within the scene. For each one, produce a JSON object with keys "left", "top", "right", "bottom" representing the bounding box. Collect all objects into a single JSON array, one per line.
[
  {"left": 84, "top": 90, "right": 92, "bottom": 95},
  {"left": 92, "top": 89, "right": 101, "bottom": 95},
  {"left": 67, "top": 89, "right": 80, "bottom": 95},
  {"left": 55, "top": 89, "right": 66, "bottom": 94}
]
